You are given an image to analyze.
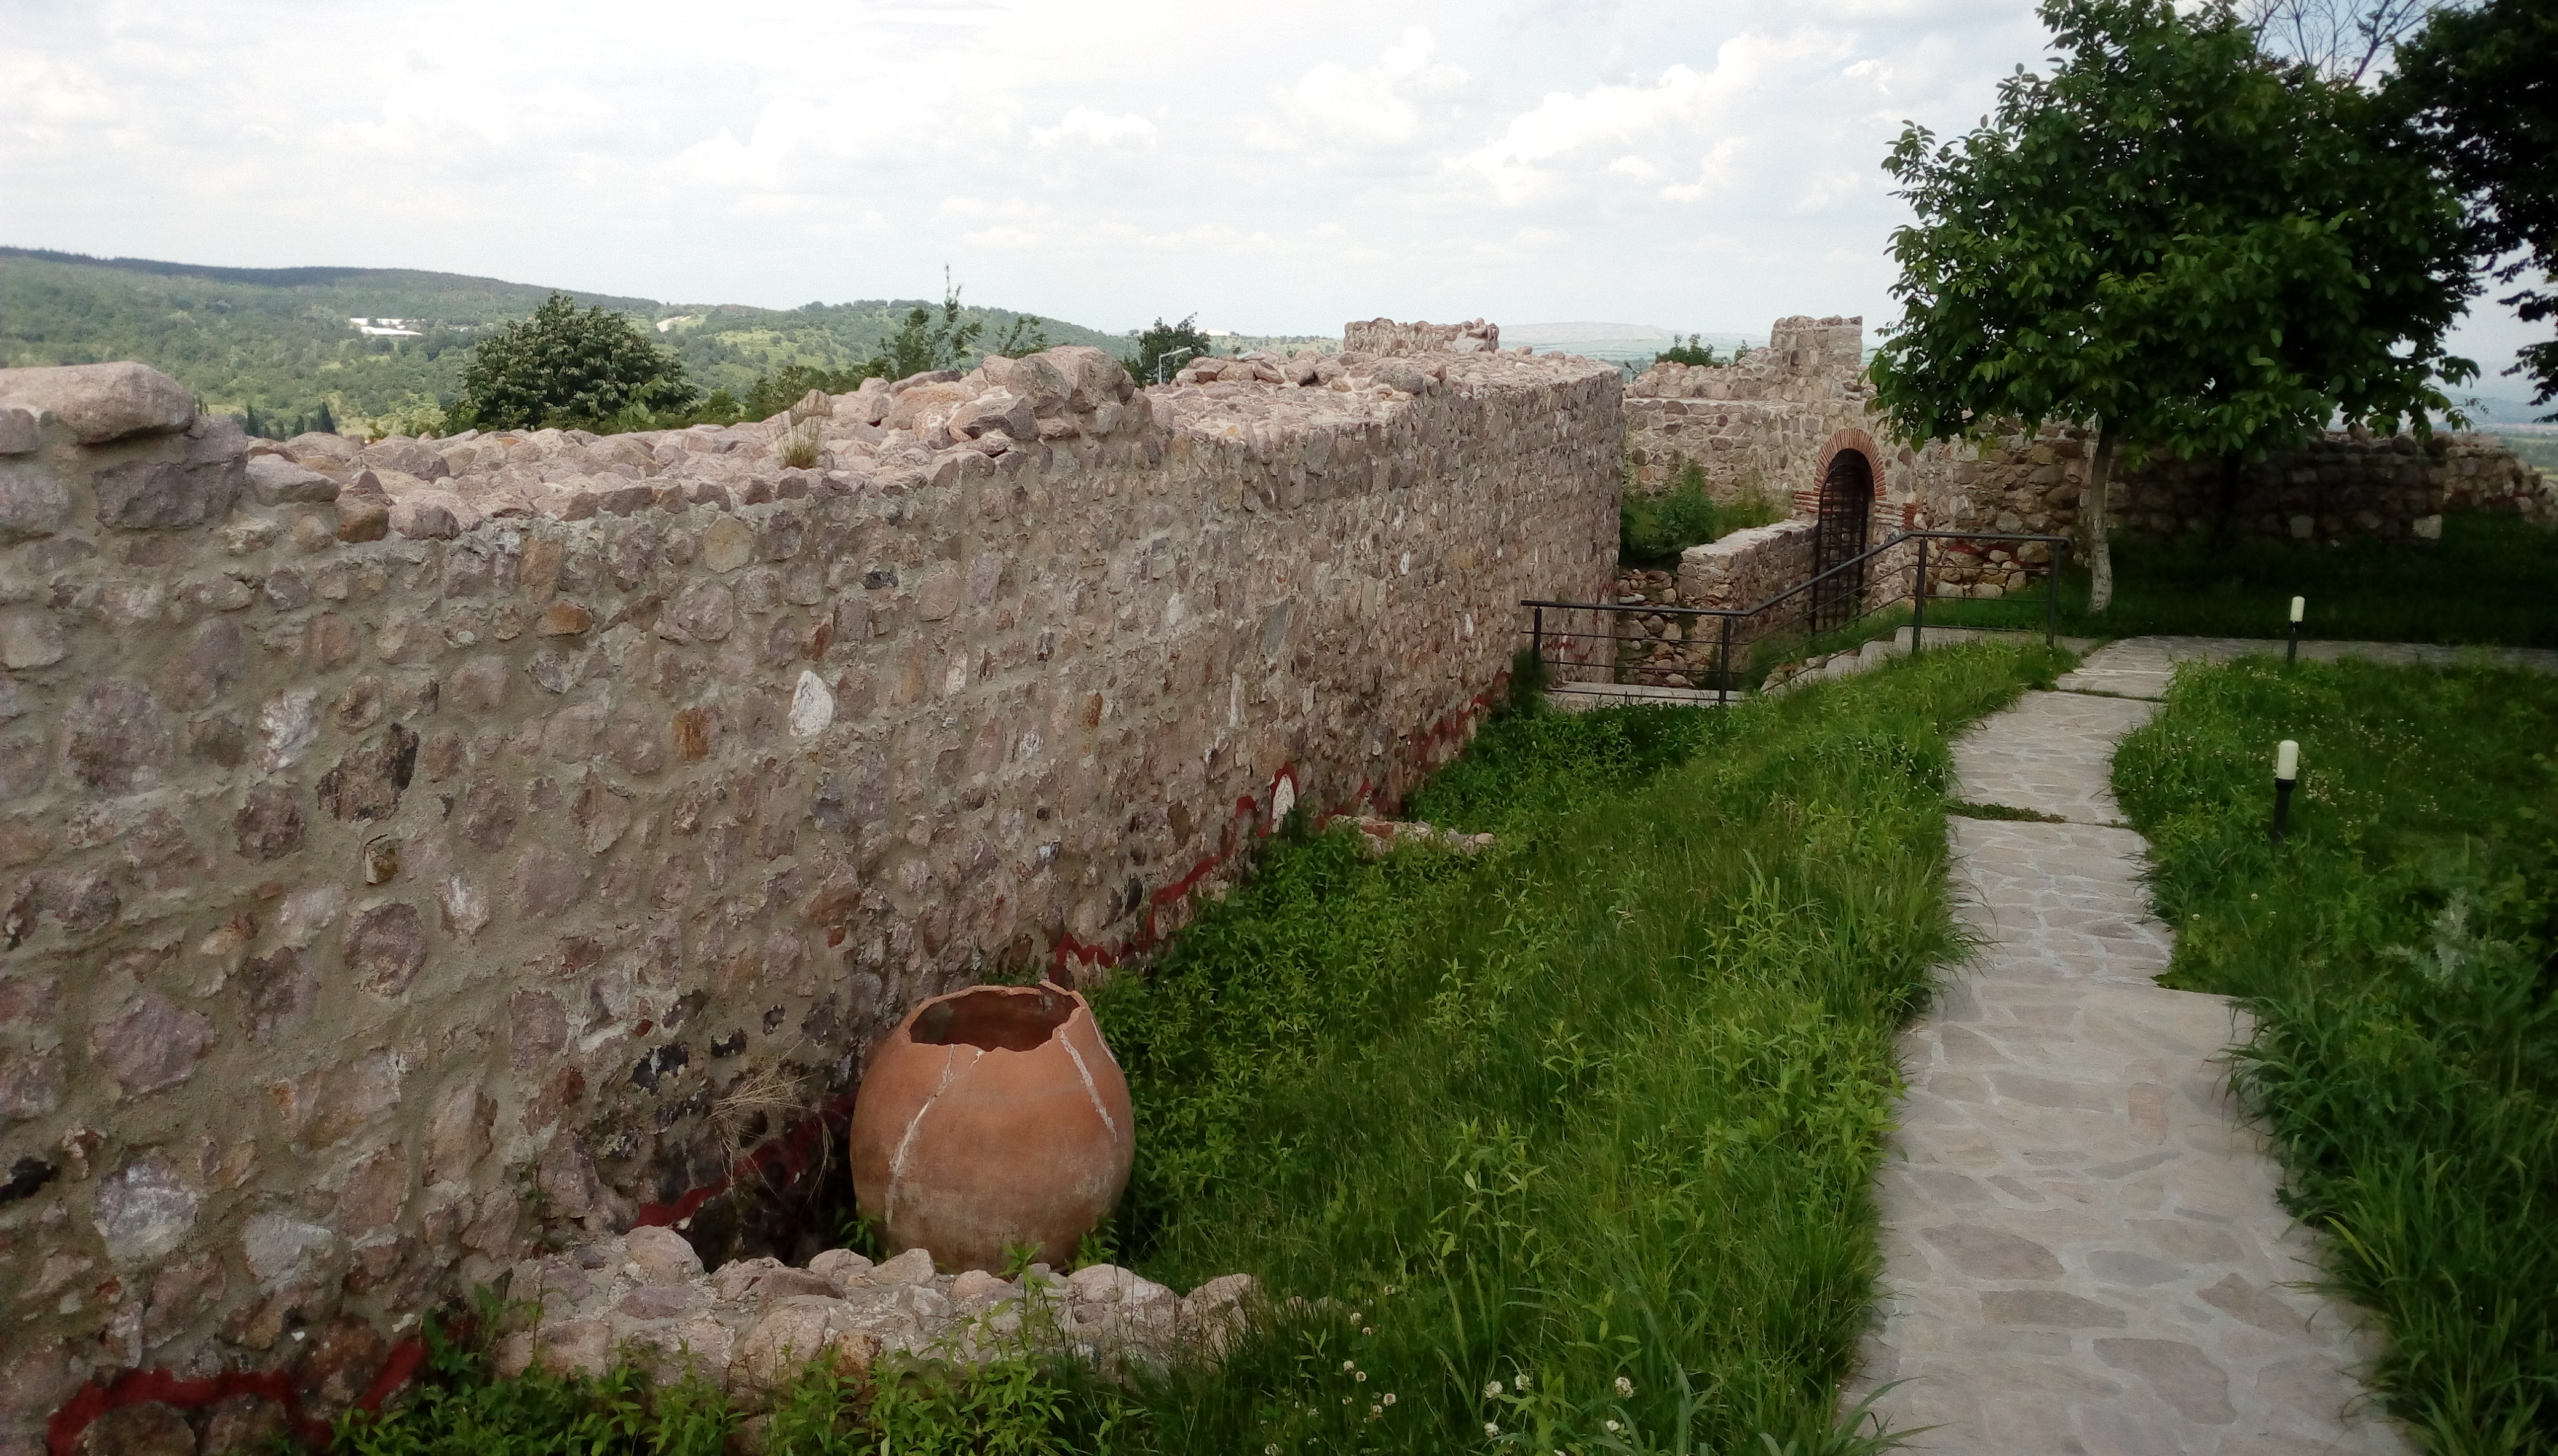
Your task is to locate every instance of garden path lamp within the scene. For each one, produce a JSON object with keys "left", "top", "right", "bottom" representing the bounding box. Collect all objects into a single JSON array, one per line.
[
  {"left": 2287, "top": 596, "right": 2305, "bottom": 666},
  {"left": 2271, "top": 739, "right": 2299, "bottom": 844}
]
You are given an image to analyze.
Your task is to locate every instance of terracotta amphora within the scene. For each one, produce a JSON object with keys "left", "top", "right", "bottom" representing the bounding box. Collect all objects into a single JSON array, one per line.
[{"left": 848, "top": 981, "right": 1134, "bottom": 1272}]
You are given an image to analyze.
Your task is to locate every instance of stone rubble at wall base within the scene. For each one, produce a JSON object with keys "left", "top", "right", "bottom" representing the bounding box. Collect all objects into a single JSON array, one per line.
[{"left": 497, "top": 1225, "right": 1259, "bottom": 1408}]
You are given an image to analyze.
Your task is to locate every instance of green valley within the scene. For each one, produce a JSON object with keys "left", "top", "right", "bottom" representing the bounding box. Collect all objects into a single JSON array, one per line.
[{"left": 0, "top": 247, "right": 1126, "bottom": 435}]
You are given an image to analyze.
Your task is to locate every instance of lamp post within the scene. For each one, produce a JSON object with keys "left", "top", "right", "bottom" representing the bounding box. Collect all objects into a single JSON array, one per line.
[
  {"left": 1155, "top": 347, "right": 1197, "bottom": 386},
  {"left": 2286, "top": 596, "right": 2304, "bottom": 666},
  {"left": 2272, "top": 739, "right": 2299, "bottom": 844}
]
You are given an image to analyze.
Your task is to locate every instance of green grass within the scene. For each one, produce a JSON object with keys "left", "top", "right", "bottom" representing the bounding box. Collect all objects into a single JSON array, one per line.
[
  {"left": 1923, "top": 512, "right": 2558, "bottom": 646},
  {"left": 1084, "top": 641, "right": 2064, "bottom": 1454},
  {"left": 2113, "top": 657, "right": 2558, "bottom": 1452},
  {"left": 337, "top": 643, "right": 2067, "bottom": 1454},
  {"left": 1945, "top": 801, "right": 2065, "bottom": 823}
]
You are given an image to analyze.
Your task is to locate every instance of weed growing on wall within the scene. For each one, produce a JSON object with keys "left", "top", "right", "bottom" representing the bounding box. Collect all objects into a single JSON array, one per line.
[{"left": 2113, "top": 657, "right": 2558, "bottom": 1452}]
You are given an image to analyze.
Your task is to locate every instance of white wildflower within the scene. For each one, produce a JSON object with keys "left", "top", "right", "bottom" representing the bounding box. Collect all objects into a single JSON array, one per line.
[
  {"left": 1485, "top": 1380, "right": 1505, "bottom": 1397},
  {"left": 1615, "top": 1375, "right": 1635, "bottom": 1398}
]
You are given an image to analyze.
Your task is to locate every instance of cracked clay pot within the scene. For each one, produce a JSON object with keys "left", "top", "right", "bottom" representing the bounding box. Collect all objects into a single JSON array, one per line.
[{"left": 849, "top": 981, "right": 1134, "bottom": 1272}]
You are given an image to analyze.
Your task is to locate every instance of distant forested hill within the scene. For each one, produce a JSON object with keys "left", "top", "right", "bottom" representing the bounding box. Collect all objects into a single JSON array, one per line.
[{"left": 0, "top": 247, "right": 1123, "bottom": 431}]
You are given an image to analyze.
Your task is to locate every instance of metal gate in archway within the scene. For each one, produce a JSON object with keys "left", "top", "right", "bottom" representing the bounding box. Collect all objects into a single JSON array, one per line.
[{"left": 1809, "top": 453, "right": 1874, "bottom": 634}]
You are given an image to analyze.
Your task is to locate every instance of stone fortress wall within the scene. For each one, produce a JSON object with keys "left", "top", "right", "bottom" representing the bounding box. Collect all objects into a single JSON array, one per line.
[
  {"left": 1598, "top": 314, "right": 2549, "bottom": 685},
  {"left": 0, "top": 337, "right": 1621, "bottom": 1436},
  {"left": 1609, "top": 315, "right": 2552, "bottom": 639},
  {"left": 1620, "top": 315, "right": 1871, "bottom": 503}
]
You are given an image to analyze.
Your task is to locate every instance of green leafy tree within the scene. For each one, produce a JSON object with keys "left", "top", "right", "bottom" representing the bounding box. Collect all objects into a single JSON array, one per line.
[
  {"left": 1871, "top": 0, "right": 2474, "bottom": 610},
  {"left": 2388, "top": 0, "right": 2558, "bottom": 417},
  {"left": 864, "top": 272, "right": 1021, "bottom": 381},
  {"left": 454, "top": 291, "right": 696, "bottom": 430},
  {"left": 988, "top": 312, "right": 1050, "bottom": 359},
  {"left": 1125, "top": 315, "right": 1214, "bottom": 385}
]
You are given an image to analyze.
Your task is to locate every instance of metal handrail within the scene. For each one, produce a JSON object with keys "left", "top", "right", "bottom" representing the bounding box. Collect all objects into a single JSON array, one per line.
[{"left": 1523, "top": 529, "right": 2073, "bottom": 704}]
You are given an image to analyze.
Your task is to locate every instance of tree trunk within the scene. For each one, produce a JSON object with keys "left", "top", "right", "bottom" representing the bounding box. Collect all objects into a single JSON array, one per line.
[{"left": 2087, "top": 423, "right": 2121, "bottom": 614}]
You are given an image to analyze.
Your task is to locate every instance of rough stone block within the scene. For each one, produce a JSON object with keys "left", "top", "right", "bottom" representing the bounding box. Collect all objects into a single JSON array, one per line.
[
  {"left": 92, "top": 453, "right": 244, "bottom": 529},
  {"left": 0, "top": 362, "right": 192, "bottom": 445},
  {"left": 0, "top": 457, "right": 71, "bottom": 541}
]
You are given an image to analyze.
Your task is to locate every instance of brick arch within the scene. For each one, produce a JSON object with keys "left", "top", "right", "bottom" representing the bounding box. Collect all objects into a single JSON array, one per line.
[
  {"left": 1815, "top": 427, "right": 1887, "bottom": 494},
  {"left": 1794, "top": 427, "right": 1891, "bottom": 518}
]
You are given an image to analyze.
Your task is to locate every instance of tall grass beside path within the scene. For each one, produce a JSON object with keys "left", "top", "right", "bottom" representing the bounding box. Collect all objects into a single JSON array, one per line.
[
  {"left": 2113, "top": 659, "right": 2558, "bottom": 1452},
  {"left": 1088, "top": 641, "right": 2066, "bottom": 1454}
]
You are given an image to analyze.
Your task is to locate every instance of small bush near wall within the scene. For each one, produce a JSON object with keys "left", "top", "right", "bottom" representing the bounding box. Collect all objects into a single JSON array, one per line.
[{"left": 1621, "top": 463, "right": 1784, "bottom": 567}]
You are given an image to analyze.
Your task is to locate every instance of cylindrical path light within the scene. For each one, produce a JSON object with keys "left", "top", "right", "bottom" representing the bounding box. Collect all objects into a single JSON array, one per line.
[
  {"left": 2287, "top": 596, "right": 2304, "bottom": 666},
  {"left": 2272, "top": 738, "right": 2299, "bottom": 844}
]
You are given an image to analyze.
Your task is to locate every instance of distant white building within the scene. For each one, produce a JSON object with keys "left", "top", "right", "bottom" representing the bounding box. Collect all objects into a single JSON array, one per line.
[{"left": 347, "top": 317, "right": 423, "bottom": 338}]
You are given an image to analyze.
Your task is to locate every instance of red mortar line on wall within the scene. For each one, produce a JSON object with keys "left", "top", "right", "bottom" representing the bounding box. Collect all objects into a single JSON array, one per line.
[
  {"left": 47, "top": 1339, "right": 427, "bottom": 1456},
  {"left": 633, "top": 1081, "right": 865, "bottom": 1229},
  {"left": 47, "top": 680, "right": 1510, "bottom": 1446}
]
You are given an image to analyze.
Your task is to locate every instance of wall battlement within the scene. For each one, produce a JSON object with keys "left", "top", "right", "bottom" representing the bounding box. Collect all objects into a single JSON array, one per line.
[{"left": 0, "top": 339, "right": 1620, "bottom": 1428}]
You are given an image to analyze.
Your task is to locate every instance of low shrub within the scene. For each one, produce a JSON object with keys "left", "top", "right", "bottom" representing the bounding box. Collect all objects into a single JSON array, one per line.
[{"left": 1620, "top": 465, "right": 1783, "bottom": 568}]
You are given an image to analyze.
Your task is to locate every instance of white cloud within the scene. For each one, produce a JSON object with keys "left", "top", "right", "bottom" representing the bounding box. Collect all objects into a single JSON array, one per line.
[
  {"left": 0, "top": 0, "right": 2533, "bottom": 374},
  {"left": 1455, "top": 30, "right": 1853, "bottom": 205},
  {"left": 1251, "top": 26, "right": 1469, "bottom": 152},
  {"left": 1032, "top": 106, "right": 1157, "bottom": 149},
  {"left": 2, "top": 55, "right": 121, "bottom": 146}
]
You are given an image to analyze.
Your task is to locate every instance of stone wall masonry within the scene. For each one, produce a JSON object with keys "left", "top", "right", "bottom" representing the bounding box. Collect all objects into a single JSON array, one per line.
[
  {"left": 2110, "top": 430, "right": 2554, "bottom": 543},
  {"left": 1341, "top": 318, "right": 1500, "bottom": 355},
  {"left": 1896, "top": 424, "right": 2552, "bottom": 595},
  {"left": 0, "top": 338, "right": 1620, "bottom": 1439},
  {"left": 1622, "top": 316, "right": 1872, "bottom": 500}
]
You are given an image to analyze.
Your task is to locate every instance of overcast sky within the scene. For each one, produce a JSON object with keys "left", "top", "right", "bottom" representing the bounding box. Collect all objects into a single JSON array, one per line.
[{"left": 2, "top": 0, "right": 2540, "bottom": 384}]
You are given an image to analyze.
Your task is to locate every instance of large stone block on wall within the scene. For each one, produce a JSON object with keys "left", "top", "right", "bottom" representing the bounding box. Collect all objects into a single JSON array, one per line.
[{"left": 0, "top": 362, "right": 194, "bottom": 445}]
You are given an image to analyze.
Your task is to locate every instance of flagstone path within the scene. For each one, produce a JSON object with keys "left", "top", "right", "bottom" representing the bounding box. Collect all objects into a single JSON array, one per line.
[{"left": 1850, "top": 637, "right": 2414, "bottom": 1455}]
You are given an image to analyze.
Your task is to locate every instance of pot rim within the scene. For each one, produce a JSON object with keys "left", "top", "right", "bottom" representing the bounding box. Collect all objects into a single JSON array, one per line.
[{"left": 889, "top": 979, "right": 1097, "bottom": 1056}]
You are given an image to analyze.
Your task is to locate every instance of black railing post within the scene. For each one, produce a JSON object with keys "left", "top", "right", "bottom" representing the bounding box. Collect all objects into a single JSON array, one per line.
[
  {"left": 1532, "top": 605, "right": 1545, "bottom": 675},
  {"left": 1718, "top": 614, "right": 1732, "bottom": 706},
  {"left": 2045, "top": 540, "right": 2064, "bottom": 649},
  {"left": 1912, "top": 537, "right": 1928, "bottom": 657}
]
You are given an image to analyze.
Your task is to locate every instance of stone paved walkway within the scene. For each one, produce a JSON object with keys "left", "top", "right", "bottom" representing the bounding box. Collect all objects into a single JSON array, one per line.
[{"left": 1851, "top": 638, "right": 2411, "bottom": 1455}]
